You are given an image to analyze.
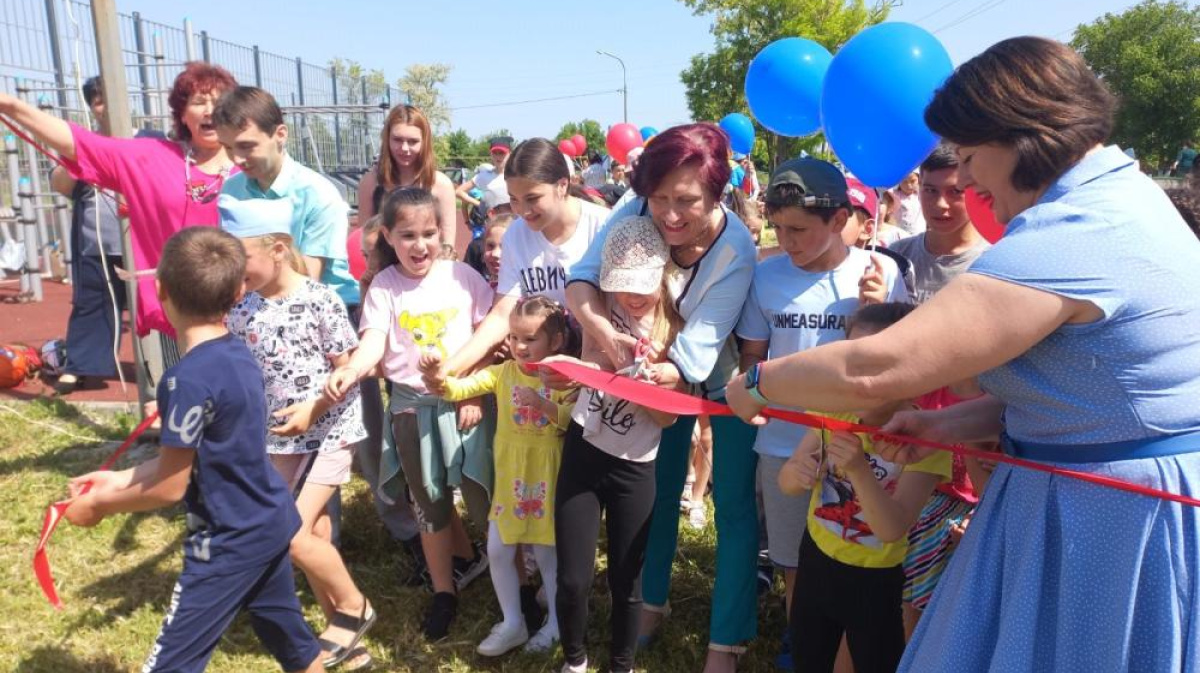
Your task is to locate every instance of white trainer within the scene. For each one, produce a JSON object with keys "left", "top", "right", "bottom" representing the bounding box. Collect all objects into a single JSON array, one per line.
[
  {"left": 525, "top": 623, "right": 560, "bottom": 652},
  {"left": 561, "top": 659, "right": 588, "bottom": 673},
  {"left": 477, "top": 621, "right": 529, "bottom": 657}
]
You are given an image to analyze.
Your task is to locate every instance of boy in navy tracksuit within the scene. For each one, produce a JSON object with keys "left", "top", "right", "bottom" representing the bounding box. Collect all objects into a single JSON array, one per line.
[{"left": 65, "top": 226, "right": 324, "bottom": 673}]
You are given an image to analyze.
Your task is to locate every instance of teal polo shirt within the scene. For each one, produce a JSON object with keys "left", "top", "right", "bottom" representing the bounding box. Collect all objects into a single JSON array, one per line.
[{"left": 222, "top": 155, "right": 359, "bottom": 305}]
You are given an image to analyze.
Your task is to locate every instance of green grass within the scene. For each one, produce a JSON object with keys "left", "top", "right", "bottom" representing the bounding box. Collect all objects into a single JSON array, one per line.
[{"left": 0, "top": 400, "right": 787, "bottom": 672}]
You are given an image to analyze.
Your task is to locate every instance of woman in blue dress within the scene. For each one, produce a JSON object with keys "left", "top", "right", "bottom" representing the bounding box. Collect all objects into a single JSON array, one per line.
[{"left": 726, "top": 36, "right": 1200, "bottom": 672}]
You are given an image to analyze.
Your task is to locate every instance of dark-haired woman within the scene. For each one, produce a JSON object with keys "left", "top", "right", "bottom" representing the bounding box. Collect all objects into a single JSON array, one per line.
[
  {"left": 567, "top": 123, "right": 759, "bottom": 672},
  {"left": 437, "top": 138, "right": 610, "bottom": 377},
  {"left": 0, "top": 62, "right": 237, "bottom": 355},
  {"left": 724, "top": 37, "right": 1200, "bottom": 672}
]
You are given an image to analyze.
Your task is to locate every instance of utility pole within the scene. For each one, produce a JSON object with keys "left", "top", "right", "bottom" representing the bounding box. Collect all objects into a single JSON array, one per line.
[
  {"left": 92, "top": 0, "right": 159, "bottom": 414},
  {"left": 597, "top": 50, "right": 627, "bottom": 124}
]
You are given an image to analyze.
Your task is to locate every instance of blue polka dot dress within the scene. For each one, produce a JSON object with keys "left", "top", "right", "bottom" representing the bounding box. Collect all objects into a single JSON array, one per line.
[{"left": 899, "top": 147, "right": 1200, "bottom": 673}]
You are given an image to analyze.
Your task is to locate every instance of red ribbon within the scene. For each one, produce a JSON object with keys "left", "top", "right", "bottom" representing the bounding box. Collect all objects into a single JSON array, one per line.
[
  {"left": 539, "top": 360, "right": 1200, "bottom": 508},
  {"left": 34, "top": 412, "right": 159, "bottom": 609}
]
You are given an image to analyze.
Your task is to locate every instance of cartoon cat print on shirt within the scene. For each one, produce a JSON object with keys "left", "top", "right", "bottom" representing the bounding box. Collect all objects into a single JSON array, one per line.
[{"left": 398, "top": 308, "right": 459, "bottom": 359}]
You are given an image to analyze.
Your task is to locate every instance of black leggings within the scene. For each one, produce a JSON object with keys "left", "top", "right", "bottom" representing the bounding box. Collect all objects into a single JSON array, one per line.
[
  {"left": 555, "top": 422, "right": 656, "bottom": 673},
  {"left": 790, "top": 530, "right": 906, "bottom": 673}
]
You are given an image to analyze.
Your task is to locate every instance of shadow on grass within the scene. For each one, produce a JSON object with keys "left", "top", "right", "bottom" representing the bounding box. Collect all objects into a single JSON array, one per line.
[
  {"left": 15, "top": 645, "right": 127, "bottom": 673},
  {"left": 0, "top": 398, "right": 141, "bottom": 479},
  {"left": 69, "top": 525, "right": 185, "bottom": 628}
]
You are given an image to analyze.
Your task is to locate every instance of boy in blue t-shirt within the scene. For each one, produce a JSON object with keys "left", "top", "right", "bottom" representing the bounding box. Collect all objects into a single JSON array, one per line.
[
  {"left": 735, "top": 158, "right": 907, "bottom": 664},
  {"left": 64, "top": 226, "right": 323, "bottom": 673}
]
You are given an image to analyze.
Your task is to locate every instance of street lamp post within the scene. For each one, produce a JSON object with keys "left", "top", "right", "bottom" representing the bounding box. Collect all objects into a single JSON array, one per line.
[{"left": 596, "top": 49, "right": 627, "bottom": 123}]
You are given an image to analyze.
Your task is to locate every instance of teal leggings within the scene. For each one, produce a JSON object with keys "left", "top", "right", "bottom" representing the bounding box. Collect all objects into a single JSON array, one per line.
[{"left": 641, "top": 411, "right": 760, "bottom": 646}]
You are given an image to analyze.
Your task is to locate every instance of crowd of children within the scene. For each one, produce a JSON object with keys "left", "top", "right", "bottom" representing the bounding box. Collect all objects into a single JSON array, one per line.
[{"left": 50, "top": 73, "right": 1200, "bottom": 672}]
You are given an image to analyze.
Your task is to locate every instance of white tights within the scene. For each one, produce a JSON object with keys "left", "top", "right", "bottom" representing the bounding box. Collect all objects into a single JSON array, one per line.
[{"left": 487, "top": 520, "right": 558, "bottom": 634}]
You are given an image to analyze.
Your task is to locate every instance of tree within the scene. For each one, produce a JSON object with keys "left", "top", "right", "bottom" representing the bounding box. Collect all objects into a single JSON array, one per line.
[
  {"left": 328, "top": 58, "right": 388, "bottom": 105},
  {"left": 556, "top": 120, "right": 606, "bottom": 158},
  {"left": 328, "top": 58, "right": 390, "bottom": 169},
  {"left": 678, "top": 0, "right": 891, "bottom": 169},
  {"left": 398, "top": 63, "right": 454, "bottom": 132},
  {"left": 1072, "top": 0, "right": 1200, "bottom": 170}
]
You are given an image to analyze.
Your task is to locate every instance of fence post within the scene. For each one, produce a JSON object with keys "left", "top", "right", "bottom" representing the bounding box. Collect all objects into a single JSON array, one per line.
[
  {"left": 22, "top": 134, "right": 54, "bottom": 278},
  {"left": 154, "top": 32, "right": 168, "bottom": 133},
  {"left": 296, "top": 57, "right": 308, "bottom": 164},
  {"left": 42, "top": 0, "right": 70, "bottom": 111},
  {"left": 200, "top": 29, "right": 211, "bottom": 63},
  {"left": 53, "top": 192, "right": 72, "bottom": 284},
  {"left": 331, "top": 67, "right": 342, "bottom": 170},
  {"left": 253, "top": 45, "right": 263, "bottom": 87},
  {"left": 17, "top": 177, "right": 43, "bottom": 301},
  {"left": 5, "top": 135, "right": 31, "bottom": 298},
  {"left": 132, "top": 12, "right": 154, "bottom": 127},
  {"left": 184, "top": 17, "right": 196, "bottom": 61},
  {"left": 93, "top": 0, "right": 159, "bottom": 413}
]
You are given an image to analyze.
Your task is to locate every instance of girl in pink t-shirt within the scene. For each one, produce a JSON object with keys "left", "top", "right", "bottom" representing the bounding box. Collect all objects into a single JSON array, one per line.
[{"left": 326, "top": 186, "right": 493, "bottom": 641}]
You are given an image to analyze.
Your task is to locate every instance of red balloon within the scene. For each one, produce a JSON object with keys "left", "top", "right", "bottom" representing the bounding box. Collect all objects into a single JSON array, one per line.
[
  {"left": 347, "top": 227, "right": 367, "bottom": 280},
  {"left": 571, "top": 134, "right": 587, "bottom": 156},
  {"left": 605, "top": 123, "right": 643, "bottom": 165},
  {"left": 964, "top": 187, "right": 1004, "bottom": 243},
  {"left": 559, "top": 138, "right": 578, "bottom": 157}
]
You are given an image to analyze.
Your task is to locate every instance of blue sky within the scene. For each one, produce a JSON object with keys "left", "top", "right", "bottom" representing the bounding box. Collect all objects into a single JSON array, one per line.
[{"left": 119, "top": 0, "right": 1139, "bottom": 139}]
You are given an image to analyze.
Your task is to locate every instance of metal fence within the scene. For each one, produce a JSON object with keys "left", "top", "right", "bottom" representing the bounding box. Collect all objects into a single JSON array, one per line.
[{"left": 0, "top": 0, "right": 402, "bottom": 295}]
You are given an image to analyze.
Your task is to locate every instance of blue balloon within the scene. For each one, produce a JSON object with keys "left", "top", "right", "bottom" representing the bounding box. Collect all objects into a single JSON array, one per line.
[
  {"left": 640, "top": 126, "right": 658, "bottom": 141},
  {"left": 719, "top": 113, "right": 755, "bottom": 155},
  {"left": 821, "top": 23, "right": 953, "bottom": 187},
  {"left": 745, "top": 37, "right": 833, "bottom": 137}
]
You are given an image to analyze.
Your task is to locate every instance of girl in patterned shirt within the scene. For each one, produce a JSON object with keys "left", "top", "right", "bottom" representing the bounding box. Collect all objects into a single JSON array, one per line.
[{"left": 220, "top": 196, "right": 376, "bottom": 670}]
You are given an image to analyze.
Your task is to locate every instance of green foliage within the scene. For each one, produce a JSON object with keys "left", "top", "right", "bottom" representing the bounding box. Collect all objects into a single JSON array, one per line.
[
  {"left": 436, "top": 128, "right": 514, "bottom": 170},
  {"left": 1071, "top": 0, "right": 1200, "bottom": 169},
  {"left": 678, "top": 0, "right": 891, "bottom": 169},
  {"left": 328, "top": 58, "right": 389, "bottom": 105},
  {"left": 398, "top": 63, "right": 454, "bottom": 132},
  {"left": 556, "top": 119, "right": 606, "bottom": 158}
]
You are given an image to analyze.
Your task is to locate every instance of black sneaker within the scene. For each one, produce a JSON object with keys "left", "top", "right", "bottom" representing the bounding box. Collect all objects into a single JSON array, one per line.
[
  {"left": 401, "top": 535, "right": 431, "bottom": 590},
  {"left": 422, "top": 591, "right": 458, "bottom": 641},
  {"left": 520, "top": 584, "right": 545, "bottom": 634},
  {"left": 452, "top": 542, "right": 489, "bottom": 591}
]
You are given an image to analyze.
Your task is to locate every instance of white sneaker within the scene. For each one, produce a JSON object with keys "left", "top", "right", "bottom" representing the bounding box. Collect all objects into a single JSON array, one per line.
[
  {"left": 561, "top": 659, "right": 587, "bottom": 673},
  {"left": 687, "top": 501, "right": 707, "bottom": 530},
  {"left": 477, "top": 621, "right": 529, "bottom": 657},
  {"left": 525, "top": 623, "right": 560, "bottom": 652}
]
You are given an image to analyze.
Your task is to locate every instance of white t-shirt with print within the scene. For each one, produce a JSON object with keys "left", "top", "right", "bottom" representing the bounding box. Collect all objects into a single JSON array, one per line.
[
  {"left": 496, "top": 199, "right": 610, "bottom": 306},
  {"left": 474, "top": 168, "right": 509, "bottom": 212},
  {"left": 736, "top": 247, "right": 908, "bottom": 458},
  {"left": 571, "top": 303, "right": 662, "bottom": 462},
  {"left": 227, "top": 279, "right": 367, "bottom": 454}
]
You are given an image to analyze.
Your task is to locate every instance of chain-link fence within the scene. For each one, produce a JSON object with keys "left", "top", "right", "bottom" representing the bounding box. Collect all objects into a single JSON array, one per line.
[{"left": 0, "top": 0, "right": 402, "bottom": 294}]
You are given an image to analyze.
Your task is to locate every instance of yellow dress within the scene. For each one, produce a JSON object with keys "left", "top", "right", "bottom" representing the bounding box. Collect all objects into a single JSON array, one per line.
[{"left": 442, "top": 361, "right": 572, "bottom": 545}]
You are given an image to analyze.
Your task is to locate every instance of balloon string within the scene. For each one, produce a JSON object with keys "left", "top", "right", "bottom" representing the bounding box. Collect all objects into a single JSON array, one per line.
[{"left": 1, "top": 113, "right": 67, "bottom": 168}]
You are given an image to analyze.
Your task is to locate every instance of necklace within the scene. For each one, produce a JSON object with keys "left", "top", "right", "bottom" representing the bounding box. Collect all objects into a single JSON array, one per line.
[{"left": 184, "top": 144, "right": 232, "bottom": 204}]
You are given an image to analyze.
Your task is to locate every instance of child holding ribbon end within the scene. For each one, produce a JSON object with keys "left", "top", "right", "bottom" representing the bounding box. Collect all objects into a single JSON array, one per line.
[
  {"left": 777, "top": 302, "right": 950, "bottom": 673},
  {"left": 419, "top": 294, "right": 575, "bottom": 657}
]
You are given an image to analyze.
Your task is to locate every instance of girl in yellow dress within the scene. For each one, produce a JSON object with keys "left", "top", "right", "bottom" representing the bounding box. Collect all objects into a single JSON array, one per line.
[{"left": 420, "top": 294, "right": 573, "bottom": 656}]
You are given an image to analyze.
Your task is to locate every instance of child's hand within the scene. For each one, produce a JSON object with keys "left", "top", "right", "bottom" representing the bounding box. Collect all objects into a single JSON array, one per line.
[
  {"left": 419, "top": 353, "right": 447, "bottom": 394},
  {"left": 538, "top": 355, "right": 588, "bottom": 390},
  {"left": 779, "top": 449, "right": 823, "bottom": 494},
  {"left": 143, "top": 400, "right": 158, "bottom": 420},
  {"left": 325, "top": 366, "right": 359, "bottom": 403},
  {"left": 825, "top": 431, "right": 872, "bottom": 479},
  {"left": 456, "top": 397, "right": 483, "bottom": 431},
  {"left": 646, "top": 361, "right": 681, "bottom": 389},
  {"left": 858, "top": 255, "right": 887, "bottom": 306},
  {"left": 513, "top": 385, "right": 543, "bottom": 408},
  {"left": 68, "top": 470, "right": 125, "bottom": 499},
  {"left": 270, "top": 399, "right": 319, "bottom": 437},
  {"left": 63, "top": 491, "right": 104, "bottom": 527},
  {"left": 418, "top": 352, "right": 442, "bottom": 374}
]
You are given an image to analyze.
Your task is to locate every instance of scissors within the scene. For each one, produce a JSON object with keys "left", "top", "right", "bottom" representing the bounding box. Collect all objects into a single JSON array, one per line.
[{"left": 615, "top": 338, "right": 654, "bottom": 381}]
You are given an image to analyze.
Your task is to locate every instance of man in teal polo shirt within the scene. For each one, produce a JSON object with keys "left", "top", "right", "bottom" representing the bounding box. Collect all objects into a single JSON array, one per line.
[{"left": 213, "top": 86, "right": 358, "bottom": 308}]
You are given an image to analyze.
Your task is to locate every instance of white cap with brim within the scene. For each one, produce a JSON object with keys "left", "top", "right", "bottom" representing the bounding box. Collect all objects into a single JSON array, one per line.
[
  {"left": 218, "top": 194, "right": 295, "bottom": 239},
  {"left": 599, "top": 215, "right": 669, "bottom": 295}
]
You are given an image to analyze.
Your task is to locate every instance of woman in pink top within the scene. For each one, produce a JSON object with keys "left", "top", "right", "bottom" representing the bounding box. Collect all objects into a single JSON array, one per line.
[{"left": 0, "top": 62, "right": 238, "bottom": 338}]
